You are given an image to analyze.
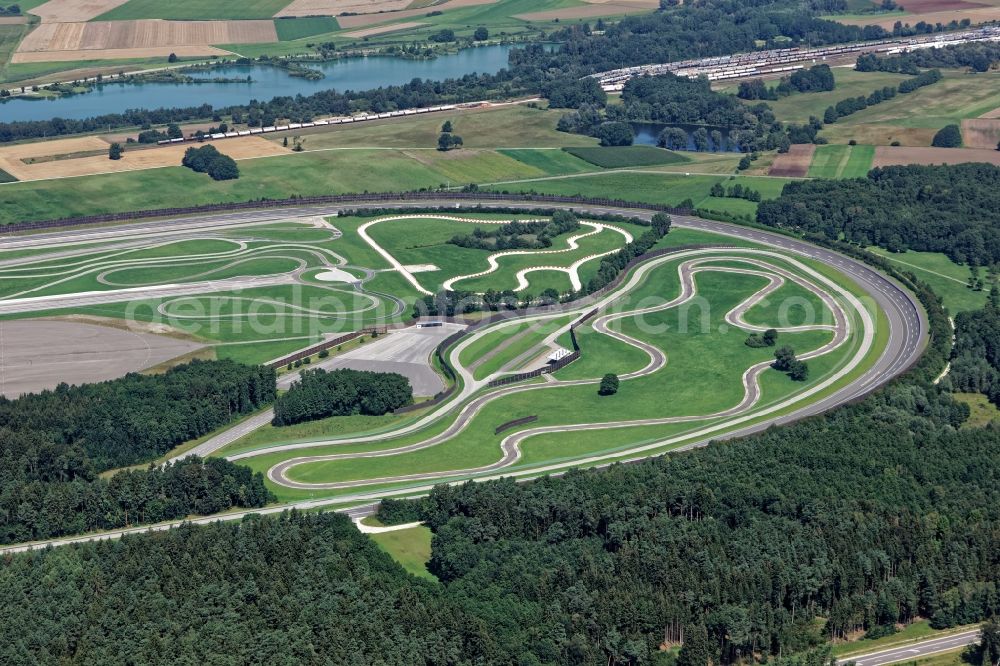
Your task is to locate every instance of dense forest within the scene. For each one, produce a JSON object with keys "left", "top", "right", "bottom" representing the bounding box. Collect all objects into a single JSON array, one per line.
[
  {"left": 0, "top": 456, "right": 272, "bottom": 543},
  {"left": 0, "top": 359, "right": 275, "bottom": 469},
  {"left": 0, "top": 0, "right": 893, "bottom": 143},
  {"left": 272, "top": 367, "right": 413, "bottom": 426},
  {"left": 0, "top": 360, "right": 275, "bottom": 543},
  {"left": 0, "top": 513, "right": 466, "bottom": 664},
  {"left": 950, "top": 287, "right": 1000, "bottom": 407},
  {"left": 756, "top": 163, "right": 1000, "bottom": 265}
]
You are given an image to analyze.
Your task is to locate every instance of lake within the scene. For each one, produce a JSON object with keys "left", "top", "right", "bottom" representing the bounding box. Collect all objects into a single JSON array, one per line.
[{"left": 0, "top": 45, "right": 517, "bottom": 123}]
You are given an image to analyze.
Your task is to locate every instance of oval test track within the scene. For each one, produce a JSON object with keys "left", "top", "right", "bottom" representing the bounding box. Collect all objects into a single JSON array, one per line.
[{"left": 0, "top": 199, "right": 926, "bottom": 555}]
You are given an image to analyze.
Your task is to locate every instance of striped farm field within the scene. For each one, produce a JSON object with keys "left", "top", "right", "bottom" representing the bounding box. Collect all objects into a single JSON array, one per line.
[{"left": 807, "top": 144, "right": 874, "bottom": 179}]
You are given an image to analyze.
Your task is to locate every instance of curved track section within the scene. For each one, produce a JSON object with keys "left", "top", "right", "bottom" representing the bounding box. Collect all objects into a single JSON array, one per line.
[{"left": 262, "top": 250, "right": 854, "bottom": 490}]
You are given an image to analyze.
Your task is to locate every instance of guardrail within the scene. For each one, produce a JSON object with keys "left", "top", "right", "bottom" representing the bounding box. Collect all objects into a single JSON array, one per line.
[
  {"left": 0, "top": 192, "right": 691, "bottom": 235},
  {"left": 269, "top": 327, "right": 386, "bottom": 368},
  {"left": 495, "top": 415, "right": 538, "bottom": 435}
]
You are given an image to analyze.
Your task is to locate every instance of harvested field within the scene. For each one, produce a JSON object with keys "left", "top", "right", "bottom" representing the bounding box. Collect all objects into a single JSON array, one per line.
[
  {"left": 12, "top": 45, "right": 232, "bottom": 61},
  {"left": 0, "top": 319, "right": 205, "bottom": 399},
  {"left": 0, "top": 136, "right": 290, "bottom": 181},
  {"left": 980, "top": 105, "right": 1000, "bottom": 119},
  {"left": 277, "top": 0, "right": 412, "bottom": 17},
  {"left": 17, "top": 19, "right": 277, "bottom": 53},
  {"left": 837, "top": 5, "right": 1000, "bottom": 28},
  {"left": 335, "top": 0, "right": 497, "bottom": 28},
  {"left": 961, "top": 118, "right": 1000, "bottom": 149},
  {"left": 872, "top": 145, "right": 1000, "bottom": 168},
  {"left": 515, "top": 0, "right": 659, "bottom": 21},
  {"left": 342, "top": 21, "right": 426, "bottom": 38},
  {"left": 29, "top": 0, "right": 132, "bottom": 23},
  {"left": 0, "top": 16, "right": 29, "bottom": 24},
  {"left": 868, "top": 0, "right": 988, "bottom": 10},
  {"left": 768, "top": 144, "right": 816, "bottom": 177}
]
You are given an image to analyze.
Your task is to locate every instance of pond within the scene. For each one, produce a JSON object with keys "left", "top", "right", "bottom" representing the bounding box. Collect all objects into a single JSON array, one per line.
[{"left": 631, "top": 122, "right": 741, "bottom": 152}]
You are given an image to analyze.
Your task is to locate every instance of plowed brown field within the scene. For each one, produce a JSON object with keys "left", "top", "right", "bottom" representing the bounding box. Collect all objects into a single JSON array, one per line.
[{"left": 768, "top": 144, "right": 816, "bottom": 177}]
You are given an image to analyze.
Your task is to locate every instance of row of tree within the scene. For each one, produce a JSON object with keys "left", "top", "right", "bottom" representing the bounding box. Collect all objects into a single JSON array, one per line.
[
  {"left": 756, "top": 163, "right": 1000, "bottom": 265},
  {"left": 272, "top": 367, "right": 413, "bottom": 426}
]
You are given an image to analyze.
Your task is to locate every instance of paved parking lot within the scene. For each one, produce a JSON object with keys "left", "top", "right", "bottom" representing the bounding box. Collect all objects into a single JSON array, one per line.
[{"left": 278, "top": 323, "right": 464, "bottom": 396}]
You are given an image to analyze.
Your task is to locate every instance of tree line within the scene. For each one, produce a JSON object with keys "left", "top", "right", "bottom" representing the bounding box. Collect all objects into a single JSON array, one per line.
[
  {"left": 756, "top": 163, "right": 1000, "bottom": 265},
  {"left": 272, "top": 367, "right": 413, "bottom": 426},
  {"left": 950, "top": 286, "right": 1000, "bottom": 408}
]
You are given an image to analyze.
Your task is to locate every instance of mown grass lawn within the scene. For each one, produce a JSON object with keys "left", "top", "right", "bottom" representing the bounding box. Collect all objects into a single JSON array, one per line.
[{"left": 368, "top": 526, "right": 436, "bottom": 581}]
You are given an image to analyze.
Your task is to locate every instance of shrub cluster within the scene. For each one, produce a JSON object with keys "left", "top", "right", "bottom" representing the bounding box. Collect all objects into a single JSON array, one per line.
[{"left": 182, "top": 144, "right": 240, "bottom": 180}]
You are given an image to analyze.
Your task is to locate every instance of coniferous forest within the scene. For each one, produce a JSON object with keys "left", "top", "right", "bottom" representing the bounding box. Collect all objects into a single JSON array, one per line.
[{"left": 0, "top": 360, "right": 275, "bottom": 542}]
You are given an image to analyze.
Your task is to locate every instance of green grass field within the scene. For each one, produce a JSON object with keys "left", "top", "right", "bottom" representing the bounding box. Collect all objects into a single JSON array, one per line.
[
  {"left": 96, "top": 0, "right": 292, "bottom": 20},
  {"left": 954, "top": 392, "right": 1000, "bottom": 428},
  {"left": 806, "top": 144, "right": 874, "bottom": 179},
  {"left": 368, "top": 526, "right": 436, "bottom": 581},
  {"left": 563, "top": 146, "right": 690, "bottom": 168},
  {"left": 867, "top": 247, "right": 989, "bottom": 313},
  {"left": 738, "top": 69, "right": 911, "bottom": 125},
  {"left": 273, "top": 17, "right": 340, "bottom": 41},
  {"left": 818, "top": 69, "right": 1000, "bottom": 146}
]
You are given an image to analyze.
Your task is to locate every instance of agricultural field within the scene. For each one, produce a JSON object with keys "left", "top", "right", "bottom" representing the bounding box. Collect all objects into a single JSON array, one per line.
[
  {"left": 818, "top": 69, "right": 1000, "bottom": 146},
  {"left": 0, "top": 102, "right": 765, "bottom": 226},
  {"left": 830, "top": 0, "right": 1000, "bottom": 30},
  {"left": 806, "top": 143, "right": 875, "bottom": 179},
  {"left": 214, "top": 236, "right": 886, "bottom": 505}
]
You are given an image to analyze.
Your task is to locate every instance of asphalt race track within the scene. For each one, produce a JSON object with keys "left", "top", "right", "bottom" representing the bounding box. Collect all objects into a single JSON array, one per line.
[{"left": 0, "top": 198, "right": 927, "bottom": 555}]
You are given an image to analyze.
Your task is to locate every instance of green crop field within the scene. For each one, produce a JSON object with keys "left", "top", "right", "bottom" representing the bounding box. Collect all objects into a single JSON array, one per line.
[
  {"left": 564, "top": 146, "right": 691, "bottom": 168},
  {"left": 274, "top": 17, "right": 340, "bottom": 41}
]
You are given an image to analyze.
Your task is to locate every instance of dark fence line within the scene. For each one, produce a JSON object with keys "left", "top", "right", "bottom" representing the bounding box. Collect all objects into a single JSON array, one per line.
[
  {"left": 269, "top": 327, "right": 386, "bottom": 368},
  {"left": 495, "top": 415, "right": 538, "bottom": 435},
  {"left": 0, "top": 192, "right": 692, "bottom": 235}
]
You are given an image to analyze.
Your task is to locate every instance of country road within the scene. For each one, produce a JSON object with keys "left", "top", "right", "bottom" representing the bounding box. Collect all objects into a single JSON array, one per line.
[
  {"left": 837, "top": 628, "right": 981, "bottom": 666},
  {"left": 0, "top": 197, "right": 927, "bottom": 555}
]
